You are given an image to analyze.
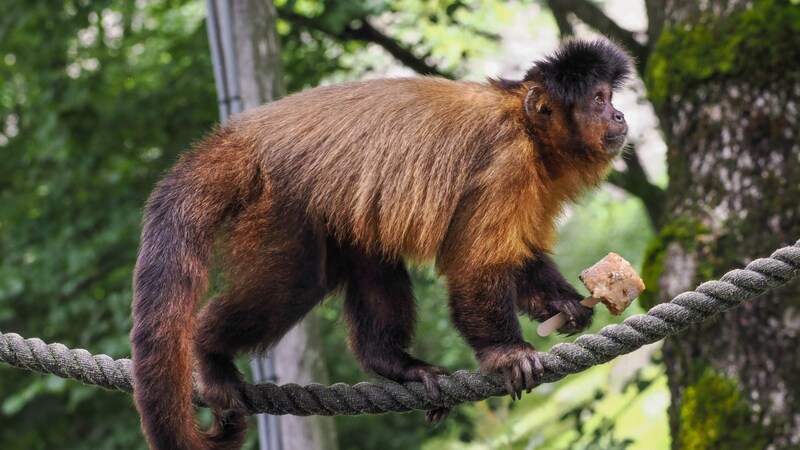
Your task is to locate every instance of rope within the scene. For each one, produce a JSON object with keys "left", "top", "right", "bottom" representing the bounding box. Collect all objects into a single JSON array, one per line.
[{"left": 1, "top": 240, "right": 798, "bottom": 416}]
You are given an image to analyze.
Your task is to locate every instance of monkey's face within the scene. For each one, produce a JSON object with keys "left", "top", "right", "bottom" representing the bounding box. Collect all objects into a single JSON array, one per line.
[
  {"left": 571, "top": 82, "right": 628, "bottom": 156},
  {"left": 523, "top": 81, "right": 627, "bottom": 161}
]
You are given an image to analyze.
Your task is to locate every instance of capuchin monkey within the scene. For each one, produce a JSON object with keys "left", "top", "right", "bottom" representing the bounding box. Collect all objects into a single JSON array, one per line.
[{"left": 130, "top": 38, "right": 632, "bottom": 450}]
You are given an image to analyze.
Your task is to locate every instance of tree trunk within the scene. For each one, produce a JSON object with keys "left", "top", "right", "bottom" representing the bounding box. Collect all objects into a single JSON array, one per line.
[
  {"left": 644, "top": 1, "right": 800, "bottom": 448},
  {"left": 225, "top": 1, "right": 338, "bottom": 449}
]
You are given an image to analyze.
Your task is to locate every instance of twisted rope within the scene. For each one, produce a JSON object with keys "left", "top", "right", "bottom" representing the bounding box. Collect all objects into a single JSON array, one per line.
[{"left": 1, "top": 240, "right": 798, "bottom": 416}]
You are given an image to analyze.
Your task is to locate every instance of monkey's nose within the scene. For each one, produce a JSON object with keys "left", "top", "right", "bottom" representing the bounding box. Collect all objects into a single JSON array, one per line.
[{"left": 613, "top": 111, "right": 625, "bottom": 123}]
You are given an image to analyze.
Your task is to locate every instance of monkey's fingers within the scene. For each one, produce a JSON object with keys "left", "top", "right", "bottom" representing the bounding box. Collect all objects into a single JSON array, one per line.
[
  {"left": 409, "top": 365, "right": 452, "bottom": 423},
  {"left": 555, "top": 298, "right": 594, "bottom": 335},
  {"left": 404, "top": 363, "right": 448, "bottom": 401},
  {"left": 504, "top": 367, "right": 527, "bottom": 400},
  {"left": 531, "top": 351, "right": 544, "bottom": 378},
  {"left": 504, "top": 372, "right": 518, "bottom": 400},
  {"left": 480, "top": 343, "right": 544, "bottom": 400},
  {"left": 520, "top": 355, "right": 535, "bottom": 394},
  {"left": 425, "top": 407, "right": 451, "bottom": 424},
  {"left": 515, "top": 352, "right": 543, "bottom": 397},
  {"left": 559, "top": 317, "right": 578, "bottom": 335},
  {"left": 501, "top": 350, "right": 545, "bottom": 400},
  {"left": 510, "top": 364, "right": 524, "bottom": 400},
  {"left": 420, "top": 372, "right": 442, "bottom": 401}
]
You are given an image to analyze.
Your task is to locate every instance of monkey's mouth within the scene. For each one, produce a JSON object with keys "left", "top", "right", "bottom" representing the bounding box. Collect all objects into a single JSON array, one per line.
[{"left": 604, "top": 131, "right": 628, "bottom": 154}]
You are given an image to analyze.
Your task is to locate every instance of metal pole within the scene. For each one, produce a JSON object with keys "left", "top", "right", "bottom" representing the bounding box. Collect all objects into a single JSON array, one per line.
[
  {"left": 251, "top": 356, "right": 282, "bottom": 450},
  {"left": 204, "top": 0, "right": 229, "bottom": 120},
  {"left": 204, "top": 2, "right": 281, "bottom": 449}
]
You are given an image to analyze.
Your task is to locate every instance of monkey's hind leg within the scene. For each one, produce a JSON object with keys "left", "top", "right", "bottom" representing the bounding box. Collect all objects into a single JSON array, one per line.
[
  {"left": 193, "top": 200, "right": 327, "bottom": 419},
  {"left": 339, "top": 246, "right": 450, "bottom": 422}
]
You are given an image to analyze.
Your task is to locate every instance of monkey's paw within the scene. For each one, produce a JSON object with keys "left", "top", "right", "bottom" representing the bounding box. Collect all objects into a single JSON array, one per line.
[
  {"left": 479, "top": 343, "right": 544, "bottom": 400},
  {"left": 401, "top": 362, "right": 449, "bottom": 401},
  {"left": 393, "top": 361, "right": 451, "bottom": 423},
  {"left": 199, "top": 378, "right": 250, "bottom": 417},
  {"left": 367, "top": 355, "right": 450, "bottom": 421},
  {"left": 549, "top": 296, "right": 594, "bottom": 335},
  {"left": 410, "top": 364, "right": 451, "bottom": 424}
]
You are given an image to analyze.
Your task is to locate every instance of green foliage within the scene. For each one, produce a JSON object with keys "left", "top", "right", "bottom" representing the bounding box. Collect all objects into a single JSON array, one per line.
[
  {"left": 553, "top": 189, "right": 653, "bottom": 281},
  {"left": 0, "top": 1, "right": 216, "bottom": 448},
  {"left": 645, "top": 0, "right": 800, "bottom": 107},
  {"left": 679, "top": 369, "right": 761, "bottom": 450},
  {"left": 275, "top": 0, "right": 504, "bottom": 91}
]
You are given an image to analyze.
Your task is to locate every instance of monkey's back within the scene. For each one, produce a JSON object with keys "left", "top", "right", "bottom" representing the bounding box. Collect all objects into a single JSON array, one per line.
[{"left": 228, "top": 78, "right": 525, "bottom": 261}]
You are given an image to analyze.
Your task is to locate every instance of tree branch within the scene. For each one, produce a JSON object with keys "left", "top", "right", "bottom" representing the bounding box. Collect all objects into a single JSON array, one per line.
[
  {"left": 546, "top": 0, "right": 575, "bottom": 37},
  {"left": 607, "top": 146, "right": 665, "bottom": 228},
  {"left": 546, "top": 0, "right": 648, "bottom": 76},
  {"left": 345, "top": 20, "right": 454, "bottom": 78},
  {"left": 644, "top": 0, "right": 665, "bottom": 51},
  {"left": 277, "top": 9, "right": 454, "bottom": 79}
]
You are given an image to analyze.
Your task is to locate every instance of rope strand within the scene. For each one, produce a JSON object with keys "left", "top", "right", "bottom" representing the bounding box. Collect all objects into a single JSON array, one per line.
[{"left": 1, "top": 240, "right": 798, "bottom": 416}]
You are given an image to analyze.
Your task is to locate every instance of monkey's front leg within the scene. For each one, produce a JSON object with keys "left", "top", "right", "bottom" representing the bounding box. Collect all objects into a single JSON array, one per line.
[
  {"left": 516, "top": 253, "right": 593, "bottom": 335},
  {"left": 448, "top": 269, "right": 543, "bottom": 399}
]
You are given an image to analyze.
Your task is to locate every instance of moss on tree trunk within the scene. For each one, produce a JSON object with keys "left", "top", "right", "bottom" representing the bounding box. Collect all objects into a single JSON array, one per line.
[{"left": 644, "top": 0, "right": 800, "bottom": 448}]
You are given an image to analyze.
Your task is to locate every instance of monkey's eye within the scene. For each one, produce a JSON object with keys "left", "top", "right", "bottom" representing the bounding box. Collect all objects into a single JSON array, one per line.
[{"left": 594, "top": 93, "right": 605, "bottom": 105}]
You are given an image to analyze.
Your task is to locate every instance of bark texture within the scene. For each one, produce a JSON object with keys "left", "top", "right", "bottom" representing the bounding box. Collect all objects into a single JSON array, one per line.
[{"left": 645, "top": 0, "right": 800, "bottom": 448}]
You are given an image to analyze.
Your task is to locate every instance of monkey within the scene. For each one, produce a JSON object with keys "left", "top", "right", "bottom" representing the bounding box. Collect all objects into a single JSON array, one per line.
[{"left": 130, "top": 38, "right": 632, "bottom": 450}]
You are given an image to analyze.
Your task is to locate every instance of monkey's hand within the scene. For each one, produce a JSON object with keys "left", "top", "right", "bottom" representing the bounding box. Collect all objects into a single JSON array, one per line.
[
  {"left": 515, "top": 255, "right": 593, "bottom": 334},
  {"left": 547, "top": 293, "right": 594, "bottom": 335},
  {"left": 519, "top": 281, "right": 593, "bottom": 335},
  {"left": 478, "top": 343, "right": 544, "bottom": 400}
]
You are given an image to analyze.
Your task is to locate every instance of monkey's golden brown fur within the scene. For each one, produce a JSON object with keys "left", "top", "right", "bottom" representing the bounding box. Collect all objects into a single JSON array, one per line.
[
  {"left": 131, "top": 38, "right": 632, "bottom": 450},
  {"left": 237, "top": 77, "right": 604, "bottom": 268}
]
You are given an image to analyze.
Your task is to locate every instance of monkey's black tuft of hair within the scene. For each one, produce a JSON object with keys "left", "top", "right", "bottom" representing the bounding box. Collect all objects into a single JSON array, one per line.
[{"left": 524, "top": 38, "right": 633, "bottom": 105}]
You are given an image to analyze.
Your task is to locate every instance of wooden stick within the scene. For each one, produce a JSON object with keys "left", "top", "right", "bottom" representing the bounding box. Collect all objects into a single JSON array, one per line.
[{"left": 536, "top": 297, "right": 600, "bottom": 337}]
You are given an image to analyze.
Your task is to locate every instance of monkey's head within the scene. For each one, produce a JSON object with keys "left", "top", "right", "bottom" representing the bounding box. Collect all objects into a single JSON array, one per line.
[{"left": 521, "top": 38, "right": 633, "bottom": 160}]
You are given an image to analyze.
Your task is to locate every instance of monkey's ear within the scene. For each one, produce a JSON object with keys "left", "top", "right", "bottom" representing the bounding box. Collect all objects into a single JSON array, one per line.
[{"left": 524, "top": 86, "right": 551, "bottom": 120}]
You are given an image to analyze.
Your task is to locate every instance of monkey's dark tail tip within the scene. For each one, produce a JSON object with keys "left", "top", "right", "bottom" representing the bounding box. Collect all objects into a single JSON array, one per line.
[{"left": 206, "top": 411, "right": 248, "bottom": 450}]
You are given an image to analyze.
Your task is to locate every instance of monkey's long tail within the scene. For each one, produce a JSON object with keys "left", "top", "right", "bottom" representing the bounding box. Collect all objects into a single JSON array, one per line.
[{"left": 130, "top": 130, "right": 250, "bottom": 450}]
